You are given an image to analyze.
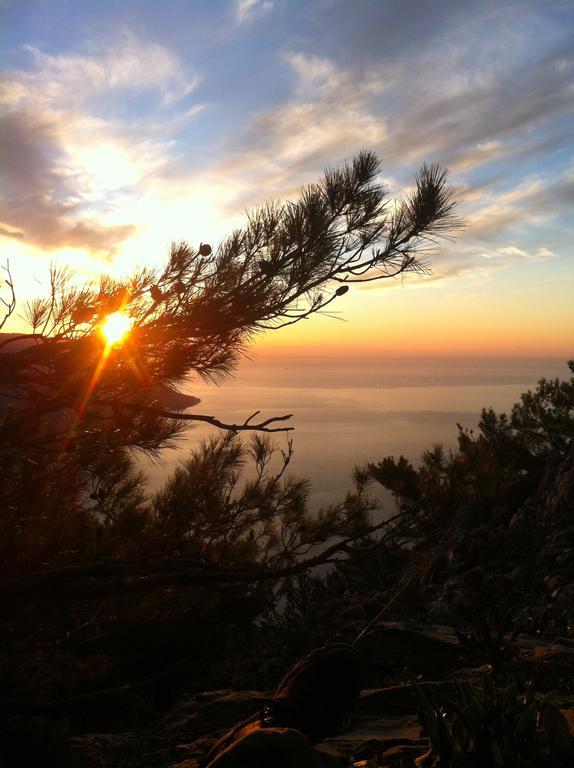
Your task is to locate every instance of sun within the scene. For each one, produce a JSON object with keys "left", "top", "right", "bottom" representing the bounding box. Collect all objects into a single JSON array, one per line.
[{"left": 100, "top": 311, "right": 133, "bottom": 347}]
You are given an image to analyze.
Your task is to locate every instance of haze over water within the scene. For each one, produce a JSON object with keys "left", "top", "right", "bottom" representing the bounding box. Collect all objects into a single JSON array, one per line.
[{"left": 145, "top": 356, "right": 567, "bottom": 512}]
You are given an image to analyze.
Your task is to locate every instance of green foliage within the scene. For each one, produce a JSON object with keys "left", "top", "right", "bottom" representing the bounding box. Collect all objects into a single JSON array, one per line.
[
  {"left": 415, "top": 674, "right": 574, "bottom": 767},
  {"left": 454, "top": 609, "right": 518, "bottom": 675}
]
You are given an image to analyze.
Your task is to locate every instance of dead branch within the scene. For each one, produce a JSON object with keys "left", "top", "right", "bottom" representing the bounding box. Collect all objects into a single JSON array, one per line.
[
  {"left": 120, "top": 403, "right": 294, "bottom": 433},
  {"left": 0, "top": 521, "right": 389, "bottom": 603},
  {"left": 0, "top": 261, "right": 16, "bottom": 330}
]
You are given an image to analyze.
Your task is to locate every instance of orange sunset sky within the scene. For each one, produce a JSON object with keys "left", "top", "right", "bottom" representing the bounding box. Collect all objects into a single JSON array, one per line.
[{"left": 1, "top": 0, "right": 573, "bottom": 359}]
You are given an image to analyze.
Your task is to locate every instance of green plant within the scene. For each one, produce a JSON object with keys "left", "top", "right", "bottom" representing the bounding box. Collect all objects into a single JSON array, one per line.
[
  {"left": 454, "top": 609, "right": 519, "bottom": 675},
  {"left": 415, "top": 674, "right": 573, "bottom": 767}
]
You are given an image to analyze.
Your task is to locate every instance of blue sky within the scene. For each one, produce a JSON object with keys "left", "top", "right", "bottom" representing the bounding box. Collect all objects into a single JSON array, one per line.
[{"left": 1, "top": 0, "right": 573, "bottom": 355}]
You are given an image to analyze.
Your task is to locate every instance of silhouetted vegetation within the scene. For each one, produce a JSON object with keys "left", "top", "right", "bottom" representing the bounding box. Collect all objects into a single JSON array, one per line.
[
  {"left": 1, "top": 153, "right": 573, "bottom": 766},
  {"left": 369, "top": 361, "right": 574, "bottom": 548},
  {"left": 0, "top": 151, "right": 458, "bottom": 577},
  {"left": 0, "top": 362, "right": 572, "bottom": 766}
]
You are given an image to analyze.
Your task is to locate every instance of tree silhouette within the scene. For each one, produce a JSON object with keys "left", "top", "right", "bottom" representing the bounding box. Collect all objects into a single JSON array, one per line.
[
  {"left": 0, "top": 153, "right": 465, "bottom": 743},
  {"left": 0, "top": 151, "right": 459, "bottom": 577},
  {"left": 368, "top": 360, "right": 574, "bottom": 553}
]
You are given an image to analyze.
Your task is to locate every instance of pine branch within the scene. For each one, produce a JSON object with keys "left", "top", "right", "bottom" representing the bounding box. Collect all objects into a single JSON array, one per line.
[{"left": 0, "top": 520, "right": 389, "bottom": 602}]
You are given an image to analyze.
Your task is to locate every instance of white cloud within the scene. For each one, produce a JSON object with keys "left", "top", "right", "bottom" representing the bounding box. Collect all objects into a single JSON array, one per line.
[
  {"left": 463, "top": 172, "right": 574, "bottom": 242},
  {"left": 285, "top": 52, "right": 339, "bottom": 94},
  {"left": 3, "top": 2, "right": 572, "bottom": 327},
  {"left": 0, "top": 34, "right": 202, "bottom": 257},
  {"left": 235, "top": 0, "right": 274, "bottom": 25},
  {"left": 494, "top": 245, "right": 556, "bottom": 262},
  {"left": 3, "top": 34, "right": 200, "bottom": 112},
  {"left": 448, "top": 141, "right": 506, "bottom": 173},
  {"left": 218, "top": 51, "right": 386, "bottom": 211}
]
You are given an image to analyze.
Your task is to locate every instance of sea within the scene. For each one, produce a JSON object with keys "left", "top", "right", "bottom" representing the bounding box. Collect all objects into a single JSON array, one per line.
[{"left": 142, "top": 356, "right": 568, "bottom": 515}]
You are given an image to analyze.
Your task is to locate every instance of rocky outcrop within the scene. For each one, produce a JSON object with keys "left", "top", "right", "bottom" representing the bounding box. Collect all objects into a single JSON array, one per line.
[{"left": 43, "top": 626, "right": 572, "bottom": 767}]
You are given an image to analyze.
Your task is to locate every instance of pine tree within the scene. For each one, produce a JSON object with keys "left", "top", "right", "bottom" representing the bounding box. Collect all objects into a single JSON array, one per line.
[{"left": 0, "top": 151, "right": 459, "bottom": 576}]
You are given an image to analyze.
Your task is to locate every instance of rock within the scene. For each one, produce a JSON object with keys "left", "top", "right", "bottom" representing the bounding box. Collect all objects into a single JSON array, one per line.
[
  {"left": 69, "top": 733, "right": 147, "bottom": 768},
  {"left": 161, "top": 690, "right": 265, "bottom": 738},
  {"left": 321, "top": 722, "right": 424, "bottom": 766},
  {"left": 362, "top": 622, "right": 461, "bottom": 678},
  {"left": 207, "top": 727, "right": 322, "bottom": 768}
]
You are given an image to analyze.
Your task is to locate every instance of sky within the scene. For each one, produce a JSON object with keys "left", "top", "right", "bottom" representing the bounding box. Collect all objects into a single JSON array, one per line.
[{"left": 1, "top": 0, "right": 573, "bottom": 358}]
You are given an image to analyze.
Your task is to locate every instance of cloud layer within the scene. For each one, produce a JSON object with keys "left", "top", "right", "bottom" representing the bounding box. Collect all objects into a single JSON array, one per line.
[
  {"left": 1, "top": 32, "right": 201, "bottom": 256},
  {"left": 1, "top": 0, "right": 572, "bottom": 321}
]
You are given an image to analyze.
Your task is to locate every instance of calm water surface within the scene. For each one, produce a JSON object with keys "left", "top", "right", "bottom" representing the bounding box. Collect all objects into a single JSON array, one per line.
[{"left": 143, "top": 357, "right": 567, "bottom": 513}]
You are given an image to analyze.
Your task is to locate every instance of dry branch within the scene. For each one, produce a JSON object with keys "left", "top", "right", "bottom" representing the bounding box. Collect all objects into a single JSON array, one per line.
[{"left": 0, "top": 521, "right": 389, "bottom": 603}]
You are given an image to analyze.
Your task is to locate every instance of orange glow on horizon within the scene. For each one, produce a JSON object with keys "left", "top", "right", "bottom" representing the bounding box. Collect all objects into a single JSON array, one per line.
[
  {"left": 252, "top": 318, "right": 574, "bottom": 359},
  {"left": 250, "top": 285, "right": 574, "bottom": 360}
]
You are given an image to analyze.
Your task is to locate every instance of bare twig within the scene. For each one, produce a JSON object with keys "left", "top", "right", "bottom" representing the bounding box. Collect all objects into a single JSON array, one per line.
[{"left": 0, "top": 261, "right": 16, "bottom": 330}]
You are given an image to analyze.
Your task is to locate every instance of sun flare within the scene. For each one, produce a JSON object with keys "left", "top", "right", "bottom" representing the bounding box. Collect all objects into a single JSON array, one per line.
[{"left": 100, "top": 312, "right": 133, "bottom": 347}]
